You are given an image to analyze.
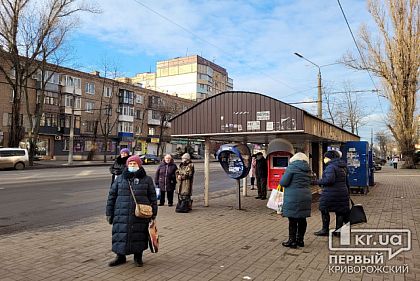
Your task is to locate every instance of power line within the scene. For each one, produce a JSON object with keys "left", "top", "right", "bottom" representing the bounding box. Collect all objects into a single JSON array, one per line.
[
  {"left": 336, "top": 0, "right": 387, "bottom": 119},
  {"left": 132, "top": 0, "right": 299, "bottom": 92}
]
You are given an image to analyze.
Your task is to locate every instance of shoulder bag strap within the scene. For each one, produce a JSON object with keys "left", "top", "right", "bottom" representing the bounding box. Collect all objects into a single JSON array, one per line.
[
  {"left": 128, "top": 181, "right": 138, "bottom": 204},
  {"left": 350, "top": 198, "right": 355, "bottom": 207}
]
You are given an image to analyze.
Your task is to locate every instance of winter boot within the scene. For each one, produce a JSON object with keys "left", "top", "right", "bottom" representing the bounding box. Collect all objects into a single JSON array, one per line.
[
  {"left": 108, "top": 254, "right": 126, "bottom": 267},
  {"left": 314, "top": 211, "right": 330, "bottom": 236},
  {"left": 282, "top": 219, "right": 298, "bottom": 248},
  {"left": 296, "top": 219, "right": 307, "bottom": 247},
  {"left": 134, "top": 253, "right": 143, "bottom": 267}
]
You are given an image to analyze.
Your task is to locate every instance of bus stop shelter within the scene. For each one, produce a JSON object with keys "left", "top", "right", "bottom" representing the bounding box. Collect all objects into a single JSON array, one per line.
[{"left": 170, "top": 91, "right": 359, "bottom": 207}]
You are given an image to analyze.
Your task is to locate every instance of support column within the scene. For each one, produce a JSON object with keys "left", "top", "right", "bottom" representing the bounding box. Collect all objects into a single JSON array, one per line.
[
  {"left": 204, "top": 139, "right": 210, "bottom": 207},
  {"left": 319, "top": 142, "right": 323, "bottom": 177},
  {"left": 242, "top": 176, "right": 247, "bottom": 197}
]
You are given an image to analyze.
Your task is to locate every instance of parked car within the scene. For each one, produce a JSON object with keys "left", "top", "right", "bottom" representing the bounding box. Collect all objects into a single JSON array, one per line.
[
  {"left": 140, "top": 154, "right": 160, "bottom": 164},
  {"left": 373, "top": 161, "right": 382, "bottom": 171},
  {"left": 373, "top": 156, "right": 386, "bottom": 166},
  {"left": 414, "top": 151, "right": 420, "bottom": 164},
  {"left": 0, "top": 148, "right": 29, "bottom": 170}
]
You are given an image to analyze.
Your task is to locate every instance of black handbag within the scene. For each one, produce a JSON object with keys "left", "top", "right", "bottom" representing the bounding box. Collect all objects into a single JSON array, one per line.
[{"left": 349, "top": 199, "right": 367, "bottom": 225}]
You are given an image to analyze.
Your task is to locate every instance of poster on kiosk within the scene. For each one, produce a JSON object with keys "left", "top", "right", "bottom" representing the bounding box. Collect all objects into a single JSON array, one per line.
[{"left": 267, "top": 139, "right": 294, "bottom": 190}]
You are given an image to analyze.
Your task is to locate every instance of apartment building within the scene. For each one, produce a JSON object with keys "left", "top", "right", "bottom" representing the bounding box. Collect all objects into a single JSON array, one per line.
[
  {"left": 0, "top": 62, "right": 194, "bottom": 160},
  {"left": 118, "top": 55, "right": 234, "bottom": 101}
]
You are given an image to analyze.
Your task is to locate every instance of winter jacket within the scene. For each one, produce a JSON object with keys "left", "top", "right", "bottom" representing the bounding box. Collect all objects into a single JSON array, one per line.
[
  {"left": 249, "top": 157, "right": 256, "bottom": 178},
  {"left": 109, "top": 155, "right": 130, "bottom": 175},
  {"left": 317, "top": 158, "right": 350, "bottom": 213},
  {"left": 155, "top": 160, "right": 178, "bottom": 192},
  {"left": 280, "top": 160, "right": 312, "bottom": 218},
  {"left": 176, "top": 160, "right": 195, "bottom": 196},
  {"left": 106, "top": 167, "right": 158, "bottom": 255},
  {"left": 255, "top": 156, "right": 268, "bottom": 179}
]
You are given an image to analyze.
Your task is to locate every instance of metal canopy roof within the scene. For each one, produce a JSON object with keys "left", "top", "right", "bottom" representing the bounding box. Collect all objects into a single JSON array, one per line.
[{"left": 170, "top": 91, "right": 359, "bottom": 145}]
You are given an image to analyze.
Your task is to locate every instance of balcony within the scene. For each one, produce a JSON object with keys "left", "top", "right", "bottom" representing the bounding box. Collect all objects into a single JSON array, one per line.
[
  {"left": 118, "top": 115, "right": 134, "bottom": 122},
  {"left": 61, "top": 85, "right": 82, "bottom": 95},
  {"left": 36, "top": 81, "right": 60, "bottom": 92}
]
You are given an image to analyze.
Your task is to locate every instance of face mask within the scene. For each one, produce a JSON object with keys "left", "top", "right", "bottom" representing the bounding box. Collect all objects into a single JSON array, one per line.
[
  {"left": 128, "top": 167, "right": 139, "bottom": 173},
  {"left": 323, "top": 157, "right": 330, "bottom": 164}
]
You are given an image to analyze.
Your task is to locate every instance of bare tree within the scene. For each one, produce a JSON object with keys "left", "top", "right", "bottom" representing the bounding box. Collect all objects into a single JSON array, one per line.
[
  {"left": 154, "top": 102, "right": 177, "bottom": 157},
  {"left": 0, "top": 0, "right": 97, "bottom": 163},
  {"left": 323, "top": 83, "right": 368, "bottom": 134},
  {"left": 375, "top": 130, "right": 391, "bottom": 158},
  {"left": 343, "top": 0, "right": 419, "bottom": 168}
]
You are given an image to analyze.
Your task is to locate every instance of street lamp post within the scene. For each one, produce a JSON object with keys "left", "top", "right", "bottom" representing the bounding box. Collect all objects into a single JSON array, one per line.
[
  {"left": 294, "top": 52, "right": 322, "bottom": 119},
  {"left": 67, "top": 86, "right": 75, "bottom": 165}
]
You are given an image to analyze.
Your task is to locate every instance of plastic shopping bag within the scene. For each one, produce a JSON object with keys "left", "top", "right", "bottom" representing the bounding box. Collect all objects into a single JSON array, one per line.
[
  {"left": 155, "top": 187, "right": 161, "bottom": 200},
  {"left": 267, "top": 188, "right": 284, "bottom": 211}
]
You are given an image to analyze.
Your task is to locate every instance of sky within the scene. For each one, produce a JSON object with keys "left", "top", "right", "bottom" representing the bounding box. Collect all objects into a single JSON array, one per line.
[{"left": 67, "top": 0, "right": 392, "bottom": 142}]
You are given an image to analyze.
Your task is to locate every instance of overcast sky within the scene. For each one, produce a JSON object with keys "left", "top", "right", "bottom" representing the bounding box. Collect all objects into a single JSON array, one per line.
[{"left": 68, "top": 0, "right": 393, "bottom": 142}]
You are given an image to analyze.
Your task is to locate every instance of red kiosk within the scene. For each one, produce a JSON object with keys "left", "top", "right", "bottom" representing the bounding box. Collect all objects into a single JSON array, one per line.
[{"left": 267, "top": 138, "right": 294, "bottom": 190}]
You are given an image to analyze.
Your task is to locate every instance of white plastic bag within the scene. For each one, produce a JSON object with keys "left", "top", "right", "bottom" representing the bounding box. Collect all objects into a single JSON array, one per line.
[
  {"left": 155, "top": 187, "right": 161, "bottom": 200},
  {"left": 267, "top": 188, "right": 284, "bottom": 211}
]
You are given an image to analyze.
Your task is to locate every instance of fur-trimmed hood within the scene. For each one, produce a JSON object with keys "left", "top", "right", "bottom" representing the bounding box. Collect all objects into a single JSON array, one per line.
[{"left": 289, "top": 152, "right": 309, "bottom": 163}]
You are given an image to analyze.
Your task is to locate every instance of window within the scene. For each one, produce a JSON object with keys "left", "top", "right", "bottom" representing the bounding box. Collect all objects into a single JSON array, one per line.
[
  {"left": 4, "top": 113, "right": 23, "bottom": 126},
  {"left": 64, "top": 115, "right": 80, "bottom": 128},
  {"left": 9, "top": 89, "right": 15, "bottom": 103},
  {"left": 118, "top": 122, "right": 133, "bottom": 133},
  {"left": 148, "top": 127, "right": 155, "bottom": 135},
  {"left": 135, "top": 125, "right": 142, "bottom": 134},
  {"left": 104, "top": 87, "right": 112, "bottom": 98},
  {"left": 65, "top": 76, "right": 81, "bottom": 89},
  {"left": 86, "top": 121, "right": 96, "bottom": 132},
  {"left": 85, "top": 82, "right": 95, "bottom": 94},
  {"left": 119, "top": 90, "right": 134, "bottom": 105},
  {"left": 40, "top": 92, "right": 59, "bottom": 105},
  {"left": 86, "top": 101, "right": 95, "bottom": 113},
  {"left": 152, "top": 110, "right": 161, "bottom": 120},
  {"left": 75, "top": 97, "right": 81, "bottom": 109},
  {"left": 64, "top": 95, "right": 73, "bottom": 107},
  {"left": 43, "top": 71, "right": 60, "bottom": 84},
  {"left": 149, "top": 95, "right": 162, "bottom": 107},
  {"left": 105, "top": 105, "right": 112, "bottom": 116},
  {"left": 118, "top": 105, "right": 134, "bottom": 116},
  {"left": 135, "top": 94, "right": 144, "bottom": 104},
  {"left": 135, "top": 110, "right": 143, "bottom": 119},
  {"left": 40, "top": 113, "right": 58, "bottom": 127}
]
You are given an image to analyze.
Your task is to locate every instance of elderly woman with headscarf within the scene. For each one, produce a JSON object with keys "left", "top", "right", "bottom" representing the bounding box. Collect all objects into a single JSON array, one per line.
[
  {"left": 279, "top": 152, "right": 312, "bottom": 248},
  {"left": 175, "top": 153, "right": 195, "bottom": 212},
  {"left": 106, "top": 155, "right": 158, "bottom": 267}
]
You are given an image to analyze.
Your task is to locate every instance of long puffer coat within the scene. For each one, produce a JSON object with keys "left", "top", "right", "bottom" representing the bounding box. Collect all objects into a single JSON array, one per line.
[
  {"left": 280, "top": 159, "right": 312, "bottom": 218},
  {"left": 154, "top": 160, "right": 177, "bottom": 192},
  {"left": 317, "top": 158, "right": 350, "bottom": 213},
  {"left": 106, "top": 167, "right": 158, "bottom": 255}
]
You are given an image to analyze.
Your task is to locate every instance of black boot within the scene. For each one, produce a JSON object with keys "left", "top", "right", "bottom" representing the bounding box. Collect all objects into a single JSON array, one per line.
[
  {"left": 134, "top": 253, "right": 143, "bottom": 267},
  {"left": 296, "top": 218, "right": 307, "bottom": 247},
  {"left": 314, "top": 211, "right": 330, "bottom": 236},
  {"left": 108, "top": 254, "right": 126, "bottom": 267},
  {"left": 282, "top": 218, "right": 298, "bottom": 248}
]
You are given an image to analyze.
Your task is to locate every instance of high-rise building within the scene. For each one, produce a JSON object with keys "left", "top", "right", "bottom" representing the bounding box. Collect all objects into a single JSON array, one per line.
[{"left": 118, "top": 55, "right": 233, "bottom": 101}]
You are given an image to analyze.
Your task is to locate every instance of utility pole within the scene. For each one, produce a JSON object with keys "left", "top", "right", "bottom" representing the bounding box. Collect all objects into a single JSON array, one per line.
[{"left": 67, "top": 86, "right": 75, "bottom": 165}]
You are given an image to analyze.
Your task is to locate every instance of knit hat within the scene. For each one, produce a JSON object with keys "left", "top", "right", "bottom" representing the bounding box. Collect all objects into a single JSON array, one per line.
[
  {"left": 324, "top": 150, "right": 339, "bottom": 160},
  {"left": 181, "top": 153, "right": 191, "bottom": 160},
  {"left": 289, "top": 152, "right": 309, "bottom": 163},
  {"left": 120, "top": 148, "right": 130, "bottom": 155},
  {"left": 126, "top": 155, "right": 142, "bottom": 167}
]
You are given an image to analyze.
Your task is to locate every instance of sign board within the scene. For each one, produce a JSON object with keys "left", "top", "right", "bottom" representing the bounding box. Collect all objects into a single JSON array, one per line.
[
  {"left": 266, "top": 121, "right": 274, "bottom": 131},
  {"left": 256, "top": 111, "right": 270, "bottom": 121},
  {"left": 247, "top": 121, "right": 260, "bottom": 131}
]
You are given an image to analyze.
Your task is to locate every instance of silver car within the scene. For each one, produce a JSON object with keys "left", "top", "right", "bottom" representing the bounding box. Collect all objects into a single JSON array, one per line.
[{"left": 0, "top": 148, "right": 29, "bottom": 170}]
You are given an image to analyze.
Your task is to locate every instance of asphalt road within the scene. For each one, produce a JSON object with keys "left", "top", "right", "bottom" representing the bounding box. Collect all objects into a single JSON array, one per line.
[{"left": 0, "top": 163, "right": 237, "bottom": 235}]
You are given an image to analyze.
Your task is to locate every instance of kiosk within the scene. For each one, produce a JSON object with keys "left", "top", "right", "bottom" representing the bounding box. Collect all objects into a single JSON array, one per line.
[{"left": 266, "top": 139, "right": 294, "bottom": 190}]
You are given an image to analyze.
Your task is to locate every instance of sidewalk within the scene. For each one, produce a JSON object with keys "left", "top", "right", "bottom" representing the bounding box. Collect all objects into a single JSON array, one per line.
[{"left": 0, "top": 166, "right": 419, "bottom": 281}]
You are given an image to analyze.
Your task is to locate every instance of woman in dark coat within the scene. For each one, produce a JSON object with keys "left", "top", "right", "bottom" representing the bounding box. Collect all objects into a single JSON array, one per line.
[
  {"left": 109, "top": 148, "right": 130, "bottom": 184},
  {"left": 314, "top": 150, "right": 350, "bottom": 236},
  {"left": 279, "top": 152, "right": 312, "bottom": 248},
  {"left": 155, "top": 154, "right": 178, "bottom": 206},
  {"left": 106, "top": 155, "right": 158, "bottom": 267}
]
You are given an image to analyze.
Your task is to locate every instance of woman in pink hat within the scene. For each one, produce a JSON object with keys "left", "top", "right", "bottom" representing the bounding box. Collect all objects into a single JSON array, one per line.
[{"left": 106, "top": 155, "right": 158, "bottom": 267}]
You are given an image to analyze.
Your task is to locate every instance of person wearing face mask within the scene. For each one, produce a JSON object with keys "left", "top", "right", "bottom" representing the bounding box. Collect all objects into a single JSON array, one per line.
[
  {"left": 175, "top": 153, "right": 195, "bottom": 212},
  {"left": 155, "top": 154, "right": 178, "bottom": 206},
  {"left": 314, "top": 150, "right": 350, "bottom": 236},
  {"left": 106, "top": 155, "right": 158, "bottom": 267},
  {"left": 109, "top": 148, "right": 130, "bottom": 184}
]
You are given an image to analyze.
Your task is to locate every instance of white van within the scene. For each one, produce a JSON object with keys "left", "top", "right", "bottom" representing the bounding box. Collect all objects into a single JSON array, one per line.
[{"left": 0, "top": 148, "right": 29, "bottom": 170}]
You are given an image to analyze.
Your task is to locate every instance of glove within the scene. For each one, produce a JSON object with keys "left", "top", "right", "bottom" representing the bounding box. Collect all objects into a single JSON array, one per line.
[{"left": 106, "top": 216, "right": 113, "bottom": 225}]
